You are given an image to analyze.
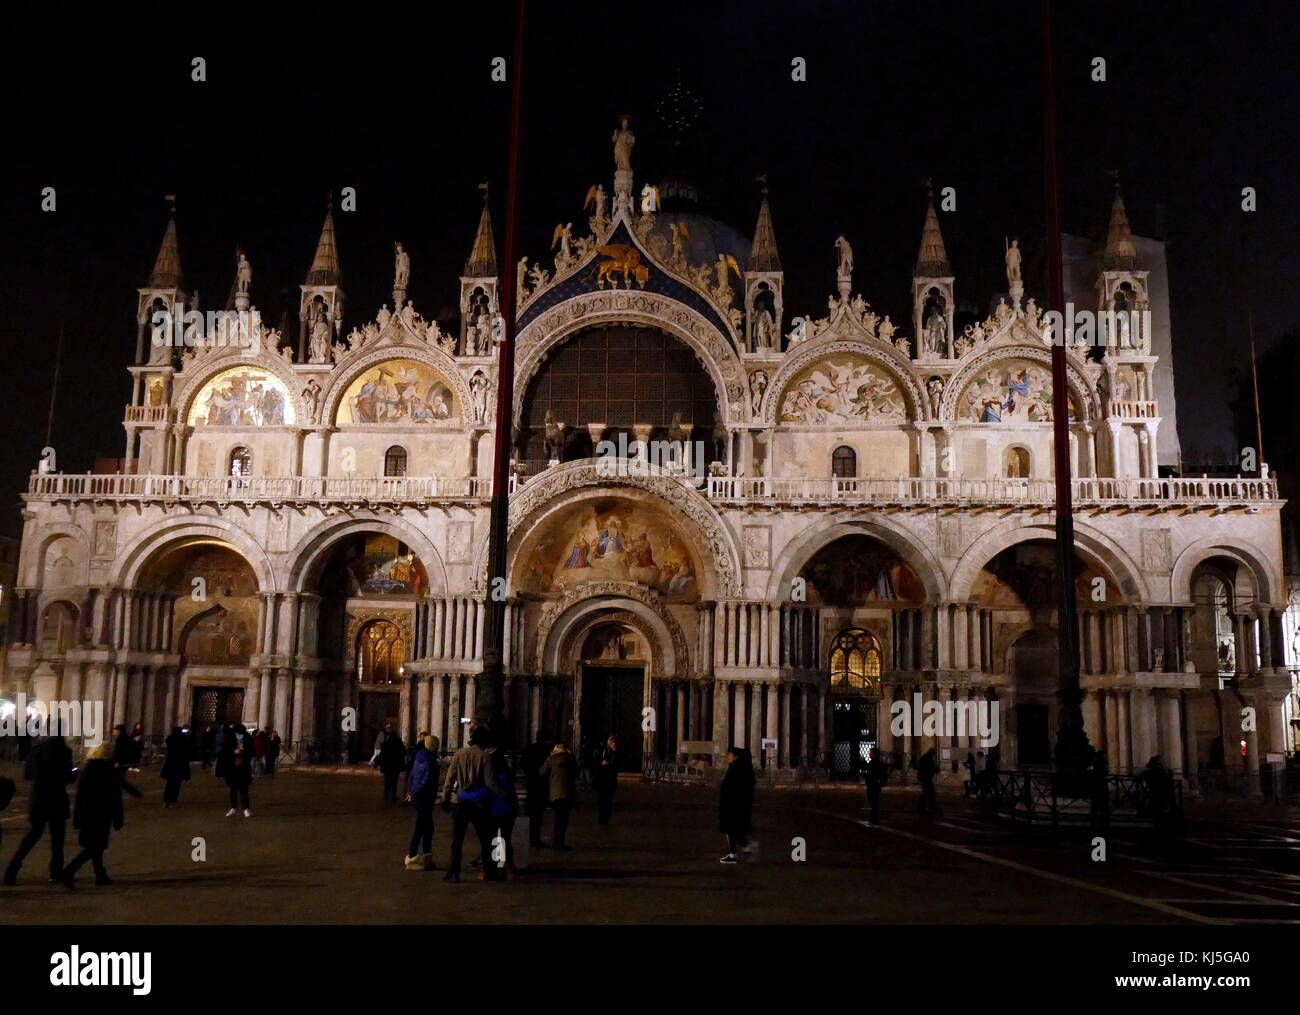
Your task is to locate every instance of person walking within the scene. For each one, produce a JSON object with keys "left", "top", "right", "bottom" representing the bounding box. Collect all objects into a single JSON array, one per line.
[
  {"left": 523, "top": 732, "right": 553, "bottom": 848},
  {"left": 863, "top": 747, "right": 888, "bottom": 825},
  {"left": 112, "top": 725, "right": 143, "bottom": 799},
  {"left": 541, "top": 741, "right": 578, "bottom": 850},
  {"left": 200, "top": 724, "right": 216, "bottom": 769},
  {"left": 593, "top": 733, "right": 619, "bottom": 826},
  {"left": 377, "top": 726, "right": 407, "bottom": 801},
  {"left": 437, "top": 726, "right": 499, "bottom": 883},
  {"left": 61, "top": 742, "right": 124, "bottom": 888},
  {"left": 266, "top": 730, "right": 281, "bottom": 776},
  {"left": 160, "top": 727, "right": 191, "bottom": 808},
  {"left": 719, "top": 746, "right": 755, "bottom": 864},
  {"left": 3, "top": 734, "right": 76, "bottom": 885},
  {"left": 218, "top": 724, "right": 254, "bottom": 817},
  {"left": 485, "top": 745, "right": 519, "bottom": 881},
  {"left": 917, "top": 747, "right": 939, "bottom": 815},
  {"left": 404, "top": 735, "right": 441, "bottom": 871}
]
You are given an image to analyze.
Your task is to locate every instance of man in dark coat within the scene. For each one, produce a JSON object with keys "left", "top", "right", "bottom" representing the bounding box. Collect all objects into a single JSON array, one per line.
[
  {"left": 592, "top": 733, "right": 619, "bottom": 826},
  {"left": 377, "top": 726, "right": 407, "bottom": 801},
  {"left": 112, "top": 724, "right": 143, "bottom": 799},
  {"left": 266, "top": 731, "right": 281, "bottom": 775},
  {"left": 3, "top": 734, "right": 76, "bottom": 885},
  {"left": 863, "top": 747, "right": 888, "bottom": 824},
  {"left": 719, "top": 746, "right": 755, "bottom": 863},
  {"left": 160, "top": 727, "right": 192, "bottom": 807},
  {"left": 219, "top": 724, "right": 254, "bottom": 817},
  {"left": 523, "top": 731, "right": 554, "bottom": 847},
  {"left": 541, "top": 742, "right": 578, "bottom": 850},
  {"left": 62, "top": 742, "right": 124, "bottom": 887}
]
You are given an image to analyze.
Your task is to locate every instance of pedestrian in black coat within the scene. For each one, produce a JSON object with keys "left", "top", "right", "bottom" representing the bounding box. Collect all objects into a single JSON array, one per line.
[
  {"left": 863, "top": 748, "right": 888, "bottom": 824},
  {"left": 916, "top": 748, "right": 939, "bottom": 815},
  {"left": 523, "top": 732, "right": 553, "bottom": 847},
  {"left": 160, "top": 728, "right": 191, "bottom": 807},
  {"left": 219, "top": 724, "right": 254, "bottom": 817},
  {"left": 377, "top": 727, "right": 407, "bottom": 801},
  {"left": 266, "top": 731, "right": 281, "bottom": 775},
  {"left": 593, "top": 734, "right": 619, "bottom": 826},
  {"left": 62, "top": 743, "right": 123, "bottom": 887},
  {"left": 3, "top": 735, "right": 76, "bottom": 885},
  {"left": 719, "top": 746, "right": 755, "bottom": 864},
  {"left": 111, "top": 725, "right": 143, "bottom": 799}
]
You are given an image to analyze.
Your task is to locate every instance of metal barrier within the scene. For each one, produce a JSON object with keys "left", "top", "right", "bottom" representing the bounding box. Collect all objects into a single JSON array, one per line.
[{"left": 983, "top": 770, "right": 1183, "bottom": 831}]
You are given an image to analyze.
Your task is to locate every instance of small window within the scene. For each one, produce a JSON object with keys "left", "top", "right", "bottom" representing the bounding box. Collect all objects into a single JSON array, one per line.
[
  {"left": 830, "top": 628, "right": 882, "bottom": 693},
  {"left": 384, "top": 445, "right": 408, "bottom": 477},
  {"left": 229, "top": 447, "right": 252, "bottom": 477},
  {"left": 832, "top": 446, "right": 857, "bottom": 479}
]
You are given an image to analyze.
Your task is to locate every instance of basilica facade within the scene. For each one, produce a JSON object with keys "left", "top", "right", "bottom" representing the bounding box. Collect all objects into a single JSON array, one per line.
[{"left": 5, "top": 121, "right": 1291, "bottom": 790}]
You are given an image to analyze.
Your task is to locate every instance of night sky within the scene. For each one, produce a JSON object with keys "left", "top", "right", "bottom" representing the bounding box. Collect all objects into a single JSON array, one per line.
[{"left": 2, "top": 1, "right": 1296, "bottom": 536}]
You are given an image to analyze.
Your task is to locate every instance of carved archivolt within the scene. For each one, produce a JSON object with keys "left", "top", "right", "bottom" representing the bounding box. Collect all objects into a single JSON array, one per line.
[
  {"left": 762, "top": 337, "right": 924, "bottom": 425},
  {"left": 513, "top": 290, "right": 748, "bottom": 425},
  {"left": 938, "top": 343, "right": 1100, "bottom": 423},
  {"left": 503, "top": 460, "right": 742, "bottom": 597},
  {"left": 533, "top": 582, "right": 690, "bottom": 679}
]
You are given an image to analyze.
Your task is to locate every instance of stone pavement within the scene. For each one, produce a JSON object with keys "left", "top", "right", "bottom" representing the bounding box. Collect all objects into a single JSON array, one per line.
[{"left": 1, "top": 762, "right": 1296, "bottom": 925}]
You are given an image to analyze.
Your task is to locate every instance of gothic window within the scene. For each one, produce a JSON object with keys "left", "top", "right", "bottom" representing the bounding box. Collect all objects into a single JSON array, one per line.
[
  {"left": 229, "top": 447, "right": 252, "bottom": 477},
  {"left": 358, "top": 620, "right": 404, "bottom": 685},
  {"left": 1005, "top": 446, "right": 1030, "bottom": 478},
  {"left": 832, "top": 445, "right": 857, "bottom": 478},
  {"left": 384, "top": 445, "right": 408, "bottom": 477},
  {"left": 830, "top": 628, "right": 882, "bottom": 694}
]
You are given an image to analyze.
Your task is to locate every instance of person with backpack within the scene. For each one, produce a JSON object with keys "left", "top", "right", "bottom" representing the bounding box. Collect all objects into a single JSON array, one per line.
[{"left": 61, "top": 742, "right": 124, "bottom": 888}]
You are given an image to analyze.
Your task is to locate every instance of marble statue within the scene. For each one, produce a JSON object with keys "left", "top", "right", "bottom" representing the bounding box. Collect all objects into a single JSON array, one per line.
[
  {"left": 1005, "top": 238, "right": 1021, "bottom": 285},
  {"left": 612, "top": 115, "right": 635, "bottom": 172},
  {"left": 236, "top": 251, "right": 252, "bottom": 293},
  {"left": 394, "top": 242, "right": 410, "bottom": 288},
  {"left": 754, "top": 307, "right": 775, "bottom": 349},
  {"left": 927, "top": 377, "right": 943, "bottom": 418},
  {"left": 878, "top": 315, "right": 896, "bottom": 341},
  {"left": 584, "top": 183, "right": 607, "bottom": 221},
  {"left": 552, "top": 222, "right": 573, "bottom": 262},
  {"left": 470, "top": 370, "right": 492, "bottom": 424},
  {"left": 750, "top": 369, "right": 768, "bottom": 416},
  {"left": 835, "top": 235, "right": 854, "bottom": 278},
  {"left": 924, "top": 308, "right": 946, "bottom": 356},
  {"left": 302, "top": 379, "right": 322, "bottom": 421},
  {"left": 543, "top": 410, "right": 565, "bottom": 460},
  {"left": 309, "top": 314, "right": 331, "bottom": 363}
]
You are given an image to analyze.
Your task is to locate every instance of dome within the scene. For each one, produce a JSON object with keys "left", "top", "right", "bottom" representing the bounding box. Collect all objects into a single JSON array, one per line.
[{"left": 653, "top": 211, "right": 751, "bottom": 269}]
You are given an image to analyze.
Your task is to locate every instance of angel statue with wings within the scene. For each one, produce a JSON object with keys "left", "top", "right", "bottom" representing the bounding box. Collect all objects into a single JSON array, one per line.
[
  {"left": 552, "top": 222, "right": 574, "bottom": 263},
  {"left": 584, "top": 184, "right": 607, "bottom": 222},
  {"left": 715, "top": 252, "right": 741, "bottom": 292}
]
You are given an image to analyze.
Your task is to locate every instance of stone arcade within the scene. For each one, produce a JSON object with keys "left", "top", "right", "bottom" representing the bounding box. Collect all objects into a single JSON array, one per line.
[{"left": 6, "top": 120, "right": 1291, "bottom": 790}]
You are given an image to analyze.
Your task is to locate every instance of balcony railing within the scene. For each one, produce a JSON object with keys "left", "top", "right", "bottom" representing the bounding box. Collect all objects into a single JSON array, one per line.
[
  {"left": 124, "top": 405, "right": 171, "bottom": 424},
  {"left": 26, "top": 473, "right": 492, "bottom": 502},
  {"left": 703, "top": 474, "right": 1281, "bottom": 508},
  {"left": 1107, "top": 400, "right": 1159, "bottom": 419}
]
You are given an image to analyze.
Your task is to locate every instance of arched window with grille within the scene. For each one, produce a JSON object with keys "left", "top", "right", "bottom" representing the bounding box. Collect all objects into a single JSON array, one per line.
[
  {"left": 384, "top": 445, "right": 408, "bottom": 477},
  {"left": 829, "top": 628, "right": 882, "bottom": 694},
  {"left": 831, "top": 445, "right": 857, "bottom": 479},
  {"left": 229, "top": 446, "right": 252, "bottom": 477},
  {"left": 358, "top": 620, "right": 404, "bottom": 685}
]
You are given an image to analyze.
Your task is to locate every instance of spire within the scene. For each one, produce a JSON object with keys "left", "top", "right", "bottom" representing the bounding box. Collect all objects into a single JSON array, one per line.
[
  {"left": 914, "top": 186, "right": 951, "bottom": 278},
  {"left": 1102, "top": 185, "right": 1139, "bottom": 271},
  {"left": 464, "top": 186, "right": 498, "bottom": 277},
  {"left": 306, "top": 204, "right": 341, "bottom": 286},
  {"left": 147, "top": 207, "right": 184, "bottom": 289},
  {"left": 747, "top": 179, "right": 781, "bottom": 272}
]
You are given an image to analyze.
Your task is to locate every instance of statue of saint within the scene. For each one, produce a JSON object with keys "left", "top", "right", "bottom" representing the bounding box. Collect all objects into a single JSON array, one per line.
[
  {"left": 754, "top": 307, "right": 775, "bottom": 348},
  {"left": 612, "top": 116, "right": 635, "bottom": 173},
  {"left": 303, "top": 379, "right": 322, "bottom": 421},
  {"left": 394, "top": 242, "right": 411, "bottom": 288},
  {"left": 750, "top": 370, "right": 768, "bottom": 415},
  {"left": 309, "top": 315, "right": 331, "bottom": 363},
  {"left": 924, "top": 308, "right": 946, "bottom": 355},
  {"left": 927, "top": 377, "right": 943, "bottom": 418},
  {"left": 1004, "top": 238, "right": 1021, "bottom": 285},
  {"left": 835, "top": 235, "right": 854, "bottom": 278},
  {"left": 236, "top": 251, "right": 252, "bottom": 294}
]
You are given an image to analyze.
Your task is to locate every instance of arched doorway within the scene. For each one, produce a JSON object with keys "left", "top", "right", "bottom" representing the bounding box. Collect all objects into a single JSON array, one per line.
[
  {"left": 577, "top": 622, "right": 648, "bottom": 772},
  {"left": 356, "top": 618, "right": 405, "bottom": 756},
  {"left": 829, "top": 628, "right": 882, "bottom": 775}
]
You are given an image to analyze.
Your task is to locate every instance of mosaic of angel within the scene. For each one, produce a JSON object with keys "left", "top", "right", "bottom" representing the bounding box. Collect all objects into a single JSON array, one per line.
[{"left": 779, "top": 358, "right": 906, "bottom": 424}]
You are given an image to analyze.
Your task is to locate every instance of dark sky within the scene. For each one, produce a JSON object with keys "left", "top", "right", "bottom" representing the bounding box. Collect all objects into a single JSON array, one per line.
[{"left": 2, "top": 0, "right": 1296, "bottom": 535}]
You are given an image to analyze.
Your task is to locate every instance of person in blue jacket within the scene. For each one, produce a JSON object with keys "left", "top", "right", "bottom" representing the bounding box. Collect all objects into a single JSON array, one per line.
[
  {"left": 404, "top": 735, "right": 441, "bottom": 871},
  {"left": 485, "top": 746, "right": 519, "bottom": 882}
]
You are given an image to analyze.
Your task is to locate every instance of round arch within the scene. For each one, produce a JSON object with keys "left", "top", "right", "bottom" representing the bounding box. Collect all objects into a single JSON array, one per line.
[
  {"left": 513, "top": 290, "right": 749, "bottom": 426},
  {"left": 761, "top": 337, "right": 925, "bottom": 425},
  {"left": 765, "top": 516, "right": 945, "bottom": 604},
  {"left": 499, "top": 460, "right": 743, "bottom": 599},
  {"left": 26, "top": 524, "right": 91, "bottom": 588},
  {"left": 286, "top": 514, "right": 449, "bottom": 595},
  {"left": 939, "top": 344, "right": 1100, "bottom": 424},
  {"left": 1170, "top": 537, "right": 1281, "bottom": 607},
  {"left": 174, "top": 352, "right": 305, "bottom": 428},
  {"left": 534, "top": 583, "right": 690, "bottom": 679},
  {"left": 947, "top": 517, "right": 1147, "bottom": 603},
  {"left": 318, "top": 344, "right": 471, "bottom": 428},
  {"left": 115, "top": 517, "right": 275, "bottom": 592}
]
